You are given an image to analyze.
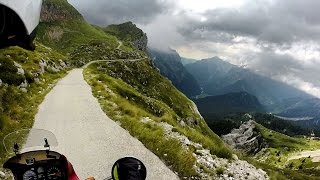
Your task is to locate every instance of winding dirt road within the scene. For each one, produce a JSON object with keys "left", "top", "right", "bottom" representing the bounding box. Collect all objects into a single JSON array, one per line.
[{"left": 31, "top": 68, "right": 179, "bottom": 180}]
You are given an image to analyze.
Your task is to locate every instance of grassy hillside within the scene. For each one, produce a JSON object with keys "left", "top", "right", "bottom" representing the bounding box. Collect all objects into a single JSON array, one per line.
[
  {"left": 250, "top": 123, "right": 320, "bottom": 179},
  {"left": 256, "top": 123, "right": 320, "bottom": 163},
  {"left": 84, "top": 60, "right": 233, "bottom": 178},
  {"left": 0, "top": 43, "right": 68, "bottom": 163}
]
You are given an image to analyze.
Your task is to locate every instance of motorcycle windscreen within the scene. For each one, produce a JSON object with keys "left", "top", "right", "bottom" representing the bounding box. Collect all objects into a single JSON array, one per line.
[{"left": 3, "top": 129, "right": 58, "bottom": 154}]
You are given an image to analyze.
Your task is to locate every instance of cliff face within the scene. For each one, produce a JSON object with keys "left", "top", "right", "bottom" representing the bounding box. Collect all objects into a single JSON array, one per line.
[
  {"left": 133, "top": 33, "right": 148, "bottom": 51},
  {"left": 40, "top": 0, "right": 83, "bottom": 23},
  {"left": 149, "top": 48, "right": 201, "bottom": 97}
]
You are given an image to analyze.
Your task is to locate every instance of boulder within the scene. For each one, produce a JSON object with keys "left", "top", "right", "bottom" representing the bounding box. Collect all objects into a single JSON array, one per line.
[
  {"left": 14, "top": 61, "right": 25, "bottom": 75},
  {"left": 222, "top": 120, "right": 267, "bottom": 154}
]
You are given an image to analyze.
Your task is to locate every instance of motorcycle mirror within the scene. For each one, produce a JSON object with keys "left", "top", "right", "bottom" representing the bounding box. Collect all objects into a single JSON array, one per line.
[{"left": 111, "top": 157, "right": 147, "bottom": 180}]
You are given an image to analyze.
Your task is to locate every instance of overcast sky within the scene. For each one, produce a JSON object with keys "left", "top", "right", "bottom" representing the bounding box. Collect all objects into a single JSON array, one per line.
[{"left": 68, "top": 0, "right": 320, "bottom": 98}]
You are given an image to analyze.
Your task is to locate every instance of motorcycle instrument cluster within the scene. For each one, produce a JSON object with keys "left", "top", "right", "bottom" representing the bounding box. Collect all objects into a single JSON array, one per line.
[
  {"left": 22, "top": 165, "right": 62, "bottom": 180},
  {"left": 4, "top": 150, "right": 67, "bottom": 180}
]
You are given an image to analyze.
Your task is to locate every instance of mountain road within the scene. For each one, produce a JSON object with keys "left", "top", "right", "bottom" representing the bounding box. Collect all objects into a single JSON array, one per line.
[{"left": 31, "top": 67, "right": 179, "bottom": 180}]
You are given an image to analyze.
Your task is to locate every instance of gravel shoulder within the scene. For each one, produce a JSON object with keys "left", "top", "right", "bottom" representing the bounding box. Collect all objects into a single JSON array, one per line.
[{"left": 31, "top": 69, "right": 179, "bottom": 180}]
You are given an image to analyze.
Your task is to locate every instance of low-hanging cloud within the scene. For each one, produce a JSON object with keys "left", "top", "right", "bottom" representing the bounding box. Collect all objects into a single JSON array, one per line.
[
  {"left": 180, "top": 0, "right": 320, "bottom": 45},
  {"left": 68, "top": 0, "right": 171, "bottom": 26}
]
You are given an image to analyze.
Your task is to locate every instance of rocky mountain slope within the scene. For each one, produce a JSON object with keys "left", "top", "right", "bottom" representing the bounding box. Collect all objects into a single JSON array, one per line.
[
  {"left": 221, "top": 115, "right": 320, "bottom": 179},
  {"left": 149, "top": 48, "right": 201, "bottom": 97},
  {"left": 84, "top": 59, "right": 270, "bottom": 179}
]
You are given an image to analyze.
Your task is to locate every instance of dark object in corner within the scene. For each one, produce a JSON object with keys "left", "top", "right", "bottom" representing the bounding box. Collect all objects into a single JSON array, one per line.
[{"left": 0, "top": 5, "right": 36, "bottom": 50}]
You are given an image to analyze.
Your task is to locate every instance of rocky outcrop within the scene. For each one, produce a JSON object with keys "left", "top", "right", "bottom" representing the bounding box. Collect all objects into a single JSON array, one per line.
[
  {"left": 141, "top": 117, "right": 269, "bottom": 180},
  {"left": 222, "top": 119, "right": 268, "bottom": 154}
]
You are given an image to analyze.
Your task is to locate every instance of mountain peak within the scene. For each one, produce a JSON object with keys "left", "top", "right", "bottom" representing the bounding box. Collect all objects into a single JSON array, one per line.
[
  {"left": 41, "top": 0, "right": 83, "bottom": 22},
  {"left": 104, "top": 21, "right": 148, "bottom": 51}
]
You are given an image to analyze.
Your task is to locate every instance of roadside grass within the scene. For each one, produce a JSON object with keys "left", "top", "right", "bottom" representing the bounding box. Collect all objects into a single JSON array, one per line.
[
  {"left": 84, "top": 69, "right": 197, "bottom": 177},
  {"left": 84, "top": 61, "right": 233, "bottom": 178},
  {"left": 0, "top": 44, "right": 68, "bottom": 164}
]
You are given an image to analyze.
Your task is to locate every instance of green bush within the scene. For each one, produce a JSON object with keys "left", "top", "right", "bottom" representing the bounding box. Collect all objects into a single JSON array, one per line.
[
  {"left": 216, "top": 167, "right": 225, "bottom": 175},
  {"left": 0, "top": 58, "right": 25, "bottom": 85},
  {"left": 25, "top": 71, "right": 35, "bottom": 83}
]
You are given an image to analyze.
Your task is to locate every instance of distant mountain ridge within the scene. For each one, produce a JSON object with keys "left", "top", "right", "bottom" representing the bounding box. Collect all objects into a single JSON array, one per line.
[
  {"left": 185, "top": 57, "right": 313, "bottom": 106},
  {"left": 194, "top": 92, "right": 265, "bottom": 114},
  {"left": 278, "top": 98, "right": 320, "bottom": 118},
  {"left": 181, "top": 57, "right": 197, "bottom": 65},
  {"left": 149, "top": 48, "right": 201, "bottom": 97}
]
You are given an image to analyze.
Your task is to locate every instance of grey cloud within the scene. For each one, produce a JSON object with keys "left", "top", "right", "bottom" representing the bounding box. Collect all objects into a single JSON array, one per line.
[
  {"left": 249, "top": 52, "right": 303, "bottom": 76},
  {"left": 179, "top": 0, "right": 320, "bottom": 45},
  {"left": 68, "top": 0, "right": 170, "bottom": 26},
  {"left": 248, "top": 51, "right": 320, "bottom": 93}
]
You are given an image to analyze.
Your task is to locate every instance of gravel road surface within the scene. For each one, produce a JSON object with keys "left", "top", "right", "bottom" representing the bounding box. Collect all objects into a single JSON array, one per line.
[{"left": 31, "top": 69, "right": 179, "bottom": 180}]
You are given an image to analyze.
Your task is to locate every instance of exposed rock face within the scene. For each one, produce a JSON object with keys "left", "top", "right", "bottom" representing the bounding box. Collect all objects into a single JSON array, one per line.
[
  {"left": 133, "top": 34, "right": 148, "bottom": 51},
  {"left": 149, "top": 48, "right": 201, "bottom": 97},
  {"left": 40, "top": 0, "right": 82, "bottom": 22},
  {"left": 222, "top": 120, "right": 268, "bottom": 154}
]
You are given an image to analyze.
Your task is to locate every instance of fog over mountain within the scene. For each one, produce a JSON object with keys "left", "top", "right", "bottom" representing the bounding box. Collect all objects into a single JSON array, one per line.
[{"left": 68, "top": 0, "right": 320, "bottom": 98}]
